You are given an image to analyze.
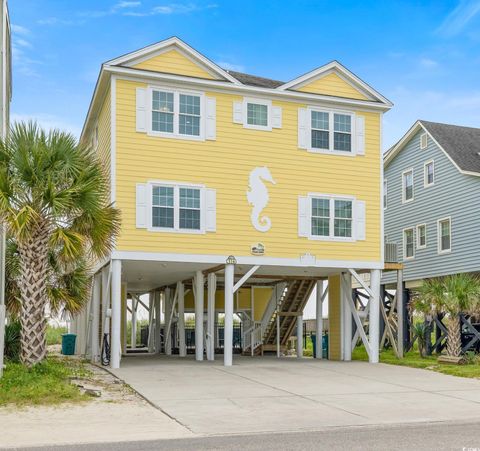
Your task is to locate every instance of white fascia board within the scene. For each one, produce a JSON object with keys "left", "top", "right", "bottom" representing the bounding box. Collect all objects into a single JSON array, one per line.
[
  {"left": 104, "top": 65, "right": 392, "bottom": 111},
  {"left": 112, "top": 250, "right": 384, "bottom": 270},
  {"left": 277, "top": 60, "right": 393, "bottom": 107},
  {"left": 104, "top": 36, "right": 241, "bottom": 85},
  {"left": 384, "top": 120, "right": 480, "bottom": 177}
]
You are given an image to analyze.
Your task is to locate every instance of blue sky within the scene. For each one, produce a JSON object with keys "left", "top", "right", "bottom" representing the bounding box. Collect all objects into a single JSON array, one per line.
[{"left": 9, "top": 0, "right": 480, "bottom": 149}]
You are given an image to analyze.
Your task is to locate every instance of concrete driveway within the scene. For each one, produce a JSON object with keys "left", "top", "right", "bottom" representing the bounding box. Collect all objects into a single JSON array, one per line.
[{"left": 111, "top": 355, "right": 480, "bottom": 435}]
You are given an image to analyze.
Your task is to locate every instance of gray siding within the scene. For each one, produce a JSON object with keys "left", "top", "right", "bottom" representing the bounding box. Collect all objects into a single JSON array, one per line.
[{"left": 383, "top": 129, "right": 480, "bottom": 284}]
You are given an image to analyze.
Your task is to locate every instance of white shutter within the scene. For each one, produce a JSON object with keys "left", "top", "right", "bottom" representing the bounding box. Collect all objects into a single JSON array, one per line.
[
  {"left": 272, "top": 106, "right": 282, "bottom": 128},
  {"left": 298, "top": 196, "right": 309, "bottom": 237},
  {"left": 136, "top": 88, "right": 147, "bottom": 133},
  {"left": 205, "top": 188, "right": 216, "bottom": 232},
  {"left": 206, "top": 97, "right": 216, "bottom": 140},
  {"left": 136, "top": 183, "right": 148, "bottom": 228},
  {"left": 298, "top": 108, "right": 308, "bottom": 149},
  {"left": 356, "top": 115, "right": 365, "bottom": 155},
  {"left": 355, "top": 200, "right": 366, "bottom": 240},
  {"left": 233, "top": 101, "right": 243, "bottom": 124}
]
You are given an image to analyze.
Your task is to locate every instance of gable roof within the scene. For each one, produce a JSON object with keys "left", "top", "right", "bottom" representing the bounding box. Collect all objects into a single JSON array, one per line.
[
  {"left": 105, "top": 36, "right": 241, "bottom": 85},
  {"left": 384, "top": 120, "right": 480, "bottom": 176},
  {"left": 276, "top": 60, "right": 392, "bottom": 106}
]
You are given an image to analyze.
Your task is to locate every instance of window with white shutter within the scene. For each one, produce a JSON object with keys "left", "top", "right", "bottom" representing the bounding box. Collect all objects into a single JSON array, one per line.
[{"left": 136, "top": 181, "right": 216, "bottom": 234}]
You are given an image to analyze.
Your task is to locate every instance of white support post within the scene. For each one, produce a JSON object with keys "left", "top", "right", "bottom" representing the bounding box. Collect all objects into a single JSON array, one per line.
[
  {"left": 154, "top": 291, "right": 161, "bottom": 354},
  {"left": 91, "top": 272, "right": 101, "bottom": 363},
  {"left": 122, "top": 285, "right": 127, "bottom": 355},
  {"left": 131, "top": 295, "right": 137, "bottom": 350},
  {"left": 296, "top": 314, "right": 303, "bottom": 358},
  {"left": 224, "top": 261, "right": 235, "bottom": 366},
  {"left": 178, "top": 282, "right": 186, "bottom": 357},
  {"left": 195, "top": 271, "right": 204, "bottom": 361},
  {"left": 147, "top": 291, "right": 155, "bottom": 353},
  {"left": 207, "top": 273, "right": 216, "bottom": 361},
  {"left": 164, "top": 287, "right": 172, "bottom": 355},
  {"left": 369, "top": 269, "right": 381, "bottom": 363},
  {"left": 397, "top": 269, "right": 404, "bottom": 358},
  {"left": 101, "top": 265, "right": 111, "bottom": 339},
  {"left": 342, "top": 272, "right": 353, "bottom": 361},
  {"left": 110, "top": 259, "right": 122, "bottom": 369},
  {"left": 276, "top": 313, "right": 280, "bottom": 358},
  {"left": 315, "top": 281, "right": 324, "bottom": 360}
]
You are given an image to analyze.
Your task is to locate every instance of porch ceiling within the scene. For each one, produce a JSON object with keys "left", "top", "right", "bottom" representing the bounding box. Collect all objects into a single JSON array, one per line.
[{"left": 121, "top": 259, "right": 344, "bottom": 293}]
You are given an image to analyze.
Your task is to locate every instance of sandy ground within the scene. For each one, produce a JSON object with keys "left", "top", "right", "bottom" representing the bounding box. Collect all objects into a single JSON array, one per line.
[{"left": 0, "top": 358, "right": 193, "bottom": 449}]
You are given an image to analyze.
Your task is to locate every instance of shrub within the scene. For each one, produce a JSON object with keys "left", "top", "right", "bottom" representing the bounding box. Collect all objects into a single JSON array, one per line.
[{"left": 4, "top": 321, "right": 21, "bottom": 362}]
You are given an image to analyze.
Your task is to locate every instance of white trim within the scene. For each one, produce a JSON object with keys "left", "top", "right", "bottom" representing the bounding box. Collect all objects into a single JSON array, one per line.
[
  {"left": 424, "top": 159, "right": 435, "bottom": 187},
  {"left": 110, "top": 76, "right": 116, "bottom": 204},
  {"left": 401, "top": 168, "right": 414, "bottom": 204},
  {"left": 403, "top": 227, "right": 415, "bottom": 260},
  {"left": 306, "top": 107, "right": 356, "bottom": 156},
  {"left": 276, "top": 61, "right": 392, "bottom": 107},
  {"left": 242, "top": 97, "right": 272, "bottom": 131},
  {"left": 306, "top": 193, "right": 356, "bottom": 242},
  {"left": 437, "top": 216, "right": 452, "bottom": 254},
  {"left": 111, "top": 250, "right": 384, "bottom": 269},
  {"left": 385, "top": 121, "right": 480, "bottom": 177},
  {"left": 146, "top": 85, "right": 206, "bottom": 141},
  {"left": 105, "top": 37, "right": 241, "bottom": 85},
  {"left": 420, "top": 132, "right": 428, "bottom": 150},
  {"left": 380, "top": 112, "right": 384, "bottom": 264},
  {"left": 416, "top": 223, "right": 426, "bottom": 249}
]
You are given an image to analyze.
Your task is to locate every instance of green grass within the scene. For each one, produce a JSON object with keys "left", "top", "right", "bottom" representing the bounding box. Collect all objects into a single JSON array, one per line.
[
  {"left": 352, "top": 346, "right": 480, "bottom": 379},
  {"left": 46, "top": 325, "right": 68, "bottom": 346},
  {"left": 0, "top": 357, "right": 91, "bottom": 407}
]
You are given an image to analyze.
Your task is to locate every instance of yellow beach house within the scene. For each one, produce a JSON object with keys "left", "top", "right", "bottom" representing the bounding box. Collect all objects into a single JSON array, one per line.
[{"left": 77, "top": 37, "right": 392, "bottom": 368}]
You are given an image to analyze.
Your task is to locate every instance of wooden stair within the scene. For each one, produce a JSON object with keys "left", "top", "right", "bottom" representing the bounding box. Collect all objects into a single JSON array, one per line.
[{"left": 262, "top": 280, "right": 316, "bottom": 351}]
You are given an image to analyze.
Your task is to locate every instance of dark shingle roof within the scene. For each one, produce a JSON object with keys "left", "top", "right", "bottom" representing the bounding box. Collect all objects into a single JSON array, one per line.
[
  {"left": 225, "top": 70, "right": 284, "bottom": 88},
  {"left": 420, "top": 120, "right": 480, "bottom": 174}
]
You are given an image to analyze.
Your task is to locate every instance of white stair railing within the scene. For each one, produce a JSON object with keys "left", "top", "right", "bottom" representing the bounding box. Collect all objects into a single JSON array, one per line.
[{"left": 261, "top": 282, "right": 287, "bottom": 335}]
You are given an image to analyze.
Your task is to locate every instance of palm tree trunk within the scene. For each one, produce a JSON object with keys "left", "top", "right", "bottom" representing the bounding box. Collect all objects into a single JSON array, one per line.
[
  {"left": 446, "top": 314, "right": 462, "bottom": 357},
  {"left": 18, "top": 225, "right": 50, "bottom": 367}
]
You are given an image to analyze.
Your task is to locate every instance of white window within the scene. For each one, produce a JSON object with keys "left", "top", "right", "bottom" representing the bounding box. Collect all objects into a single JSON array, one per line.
[
  {"left": 242, "top": 98, "right": 272, "bottom": 130},
  {"left": 383, "top": 179, "right": 388, "bottom": 209},
  {"left": 403, "top": 228, "right": 415, "bottom": 260},
  {"left": 424, "top": 160, "right": 434, "bottom": 187},
  {"left": 149, "top": 88, "right": 204, "bottom": 139},
  {"left": 402, "top": 169, "right": 414, "bottom": 203},
  {"left": 420, "top": 133, "right": 428, "bottom": 149},
  {"left": 309, "top": 109, "right": 353, "bottom": 153},
  {"left": 438, "top": 217, "right": 451, "bottom": 253},
  {"left": 416, "top": 224, "right": 426, "bottom": 249},
  {"left": 135, "top": 181, "right": 217, "bottom": 234},
  {"left": 309, "top": 196, "right": 354, "bottom": 240}
]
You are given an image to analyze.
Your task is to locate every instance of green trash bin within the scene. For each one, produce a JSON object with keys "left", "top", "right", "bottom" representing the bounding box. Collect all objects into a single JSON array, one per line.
[
  {"left": 61, "top": 333, "right": 77, "bottom": 355},
  {"left": 311, "top": 333, "right": 328, "bottom": 359}
]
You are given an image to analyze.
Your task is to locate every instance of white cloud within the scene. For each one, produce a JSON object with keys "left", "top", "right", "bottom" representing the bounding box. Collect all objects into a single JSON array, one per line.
[
  {"left": 11, "top": 113, "right": 82, "bottom": 138},
  {"left": 437, "top": 0, "right": 480, "bottom": 36},
  {"left": 14, "top": 38, "right": 32, "bottom": 49},
  {"left": 37, "top": 17, "right": 83, "bottom": 26},
  {"left": 115, "top": 1, "right": 141, "bottom": 8},
  {"left": 122, "top": 2, "right": 218, "bottom": 17},
  {"left": 419, "top": 58, "right": 439, "bottom": 68},
  {"left": 11, "top": 24, "right": 30, "bottom": 35},
  {"left": 216, "top": 61, "right": 245, "bottom": 72}
]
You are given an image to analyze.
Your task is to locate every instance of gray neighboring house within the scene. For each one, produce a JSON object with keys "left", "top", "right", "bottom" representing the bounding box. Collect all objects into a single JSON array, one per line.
[{"left": 383, "top": 120, "right": 480, "bottom": 288}]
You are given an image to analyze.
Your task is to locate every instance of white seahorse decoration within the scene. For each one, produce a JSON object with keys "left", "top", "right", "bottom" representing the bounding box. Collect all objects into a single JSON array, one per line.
[{"left": 246, "top": 166, "right": 276, "bottom": 232}]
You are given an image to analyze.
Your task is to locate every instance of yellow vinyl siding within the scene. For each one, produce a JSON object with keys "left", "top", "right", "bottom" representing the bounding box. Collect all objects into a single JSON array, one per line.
[
  {"left": 96, "top": 87, "right": 111, "bottom": 185},
  {"left": 327, "top": 275, "right": 342, "bottom": 360},
  {"left": 131, "top": 49, "right": 217, "bottom": 80},
  {"left": 114, "top": 79, "right": 381, "bottom": 262},
  {"left": 297, "top": 72, "right": 369, "bottom": 101}
]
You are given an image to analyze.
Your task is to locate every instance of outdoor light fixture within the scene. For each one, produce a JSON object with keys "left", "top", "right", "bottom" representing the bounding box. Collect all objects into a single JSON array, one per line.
[{"left": 226, "top": 255, "right": 237, "bottom": 265}]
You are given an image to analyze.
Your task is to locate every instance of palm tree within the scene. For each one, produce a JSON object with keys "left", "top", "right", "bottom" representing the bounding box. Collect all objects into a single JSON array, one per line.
[
  {"left": 0, "top": 122, "right": 120, "bottom": 366},
  {"left": 413, "top": 274, "right": 480, "bottom": 357}
]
